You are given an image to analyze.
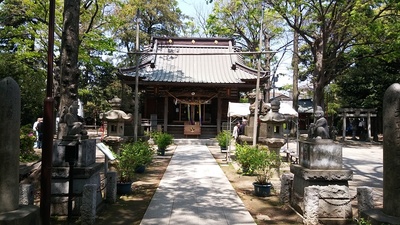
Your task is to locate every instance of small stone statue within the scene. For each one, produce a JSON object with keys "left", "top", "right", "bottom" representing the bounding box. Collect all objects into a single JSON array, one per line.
[
  {"left": 65, "top": 101, "right": 87, "bottom": 136},
  {"left": 308, "top": 106, "right": 330, "bottom": 139}
]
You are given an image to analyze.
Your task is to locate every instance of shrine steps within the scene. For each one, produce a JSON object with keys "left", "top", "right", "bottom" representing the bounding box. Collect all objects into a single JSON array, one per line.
[{"left": 173, "top": 138, "right": 219, "bottom": 146}]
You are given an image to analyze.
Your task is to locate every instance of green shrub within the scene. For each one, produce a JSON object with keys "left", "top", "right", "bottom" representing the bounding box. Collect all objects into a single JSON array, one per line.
[
  {"left": 355, "top": 218, "right": 372, "bottom": 225},
  {"left": 216, "top": 130, "right": 231, "bottom": 148},
  {"left": 118, "top": 140, "right": 154, "bottom": 182},
  {"left": 151, "top": 131, "right": 174, "bottom": 150},
  {"left": 20, "top": 124, "right": 39, "bottom": 162},
  {"left": 253, "top": 147, "right": 279, "bottom": 185},
  {"left": 235, "top": 143, "right": 260, "bottom": 175},
  {"left": 235, "top": 143, "right": 279, "bottom": 184}
]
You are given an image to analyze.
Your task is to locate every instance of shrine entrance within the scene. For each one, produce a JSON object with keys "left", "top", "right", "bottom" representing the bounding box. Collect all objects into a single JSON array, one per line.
[
  {"left": 171, "top": 101, "right": 213, "bottom": 124},
  {"left": 337, "top": 108, "right": 377, "bottom": 141}
]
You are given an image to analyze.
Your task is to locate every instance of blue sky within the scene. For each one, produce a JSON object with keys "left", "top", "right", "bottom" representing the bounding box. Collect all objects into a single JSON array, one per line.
[{"left": 177, "top": 0, "right": 213, "bottom": 18}]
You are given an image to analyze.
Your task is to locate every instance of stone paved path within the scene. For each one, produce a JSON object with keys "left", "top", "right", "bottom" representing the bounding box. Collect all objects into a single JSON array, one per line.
[{"left": 140, "top": 144, "right": 256, "bottom": 225}]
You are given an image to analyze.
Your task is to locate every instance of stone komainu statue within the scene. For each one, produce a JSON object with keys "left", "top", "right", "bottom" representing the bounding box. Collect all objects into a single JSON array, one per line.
[
  {"left": 308, "top": 106, "right": 330, "bottom": 139},
  {"left": 64, "top": 101, "right": 87, "bottom": 136}
]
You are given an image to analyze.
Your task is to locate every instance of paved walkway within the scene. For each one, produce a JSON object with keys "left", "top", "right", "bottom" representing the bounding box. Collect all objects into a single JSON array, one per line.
[
  {"left": 342, "top": 143, "right": 383, "bottom": 207},
  {"left": 140, "top": 144, "right": 256, "bottom": 225}
]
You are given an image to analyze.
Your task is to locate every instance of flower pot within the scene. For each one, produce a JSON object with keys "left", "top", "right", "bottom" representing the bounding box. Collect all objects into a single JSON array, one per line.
[
  {"left": 220, "top": 146, "right": 228, "bottom": 153},
  {"left": 158, "top": 148, "right": 166, "bottom": 156},
  {"left": 253, "top": 182, "right": 272, "bottom": 197},
  {"left": 135, "top": 165, "right": 146, "bottom": 173},
  {"left": 117, "top": 182, "right": 133, "bottom": 195}
]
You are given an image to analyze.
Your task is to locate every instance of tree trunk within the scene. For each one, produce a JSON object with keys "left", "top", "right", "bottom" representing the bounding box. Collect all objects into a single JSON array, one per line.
[
  {"left": 58, "top": 0, "right": 81, "bottom": 138},
  {"left": 313, "top": 79, "right": 325, "bottom": 110},
  {"left": 313, "top": 37, "right": 325, "bottom": 111}
]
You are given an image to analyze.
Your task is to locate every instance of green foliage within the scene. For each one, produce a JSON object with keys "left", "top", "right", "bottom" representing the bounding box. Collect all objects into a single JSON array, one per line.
[
  {"left": 112, "top": 0, "right": 187, "bottom": 66},
  {"left": 355, "top": 218, "right": 372, "bottom": 225},
  {"left": 216, "top": 130, "right": 231, "bottom": 148},
  {"left": 235, "top": 143, "right": 278, "bottom": 178},
  {"left": 253, "top": 147, "right": 279, "bottom": 185},
  {"left": 19, "top": 124, "right": 39, "bottom": 162},
  {"left": 206, "top": 0, "right": 284, "bottom": 65},
  {"left": 325, "top": 83, "right": 341, "bottom": 116},
  {"left": 235, "top": 143, "right": 279, "bottom": 184},
  {"left": 151, "top": 131, "right": 174, "bottom": 150},
  {"left": 267, "top": 0, "right": 400, "bottom": 107},
  {"left": 117, "top": 140, "right": 154, "bottom": 182},
  {"left": 239, "top": 96, "right": 249, "bottom": 103},
  {"left": 235, "top": 143, "right": 258, "bottom": 174},
  {"left": 0, "top": 54, "right": 46, "bottom": 126},
  {"left": 337, "top": 50, "right": 400, "bottom": 112}
]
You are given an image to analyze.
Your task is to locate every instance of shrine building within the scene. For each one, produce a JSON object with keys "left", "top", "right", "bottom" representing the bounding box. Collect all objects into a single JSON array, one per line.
[{"left": 118, "top": 36, "right": 268, "bottom": 138}]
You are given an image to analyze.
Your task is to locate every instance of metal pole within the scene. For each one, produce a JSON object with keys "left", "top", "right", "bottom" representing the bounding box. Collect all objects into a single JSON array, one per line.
[
  {"left": 41, "top": 0, "right": 55, "bottom": 224},
  {"left": 252, "top": 5, "right": 264, "bottom": 147},
  {"left": 68, "top": 161, "right": 74, "bottom": 222},
  {"left": 134, "top": 10, "right": 140, "bottom": 142}
]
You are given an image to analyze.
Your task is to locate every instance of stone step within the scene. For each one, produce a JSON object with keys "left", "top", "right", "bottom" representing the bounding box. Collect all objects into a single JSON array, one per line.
[{"left": 173, "top": 138, "right": 219, "bottom": 146}]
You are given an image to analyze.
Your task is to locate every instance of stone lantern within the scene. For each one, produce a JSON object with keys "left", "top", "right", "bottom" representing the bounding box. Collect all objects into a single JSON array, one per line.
[
  {"left": 259, "top": 100, "right": 287, "bottom": 154},
  {"left": 99, "top": 96, "right": 132, "bottom": 153}
]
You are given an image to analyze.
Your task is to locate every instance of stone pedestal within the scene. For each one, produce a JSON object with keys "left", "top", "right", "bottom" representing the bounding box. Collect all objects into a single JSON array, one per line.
[
  {"left": 53, "top": 139, "right": 96, "bottom": 167},
  {"left": 290, "top": 139, "right": 353, "bottom": 224},
  {"left": 299, "top": 139, "right": 342, "bottom": 169},
  {"left": 51, "top": 139, "right": 103, "bottom": 216},
  {"left": 0, "top": 205, "right": 41, "bottom": 225}
]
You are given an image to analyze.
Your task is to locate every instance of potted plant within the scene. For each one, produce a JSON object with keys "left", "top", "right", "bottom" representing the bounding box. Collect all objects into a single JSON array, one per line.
[
  {"left": 216, "top": 130, "right": 231, "bottom": 152},
  {"left": 235, "top": 143, "right": 279, "bottom": 196},
  {"left": 152, "top": 131, "right": 173, "bottom": 156},
  {"left": 251, "top": 146, "right": 279, "bottom": 197},
  {"left": 131, "top": 140, "right": 154, "bottom": 173},
  {"left": 116, "top": 140, "right": 154, "bottom": 194}
]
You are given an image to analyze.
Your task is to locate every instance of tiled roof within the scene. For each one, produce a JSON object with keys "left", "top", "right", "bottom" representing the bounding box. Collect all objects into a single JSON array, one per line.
[
  {"left": 298, "top": 99, "right": 313, "bottom": 113},
  {"left": 119, "top": 37, "right": 264, "bottom": 84}
]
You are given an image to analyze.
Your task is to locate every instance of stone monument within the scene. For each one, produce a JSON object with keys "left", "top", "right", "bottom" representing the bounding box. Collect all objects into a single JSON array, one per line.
[
  {"left": 99, "top": 96, "right": 132, "bottom": 153},
  {"left": 360, "top": 83, "right": 400, "bottom": 224},
  {"left": 51, "top": 100, "right": 103, "bottom": 217},
  {"left": 289, "top": 105, "right": 353, "bottom": 224},
  {"left": 0, "top": 77, "right": 40, "bottom": 224},
  {"left": 259, "top": 100, "right": 287, "bottom": 153},
  {"left": 259, "top": 100, "right": 287, "bottom": 177},
  {"left": 238, "top": 94, "right": 270, "bottom": 143}
]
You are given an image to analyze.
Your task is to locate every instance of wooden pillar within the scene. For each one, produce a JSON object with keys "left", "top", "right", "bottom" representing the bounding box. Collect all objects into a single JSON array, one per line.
[
  {"left": 164, "top": 96, "right": 168, "bottom": 132},
  {"left": 217, "top": 96, "right": 221, "bottom": 133},
  {"left": 367, "top": 111, "right": 371, "bottom": 141},
  {"left": 342, "top": 114, "right": 347, "bottom": 141}
]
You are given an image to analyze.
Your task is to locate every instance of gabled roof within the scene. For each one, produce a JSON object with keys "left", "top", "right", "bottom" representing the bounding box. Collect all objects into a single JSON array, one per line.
[
  {"left": 119, "top": 37, "right": 267, "bottom": 85},
  {"left": 298, "top": 99, "right": 313, "bottom": 113}
]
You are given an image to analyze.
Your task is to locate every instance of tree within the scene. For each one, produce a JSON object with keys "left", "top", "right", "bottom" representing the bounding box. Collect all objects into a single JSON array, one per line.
[
  {"left": 0, "top": 0, "right": 188, "bottom": 127},
  {"left": 112, "top": 0, "right": 187, "bottom": 67},
  {"left": 267, "top": 0, "right": 400, "bottom": 110},
  {"left": 57, "top": 0, "right": 81, "bottom": 137},
  {"left": 206, "top": 0, "right": 284, "bottom": 53},
  {"left": 336, "top": 1, "right": 400, "bottom": 114},
  {"left": 180, "top": 2, "right": 213, "bottom": 37},
  {"left": 206, "top": 0, "right": 287, "bottom": 102},
  {"left": 0, "top": 0, "right": 54, "bottom": 124}
]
